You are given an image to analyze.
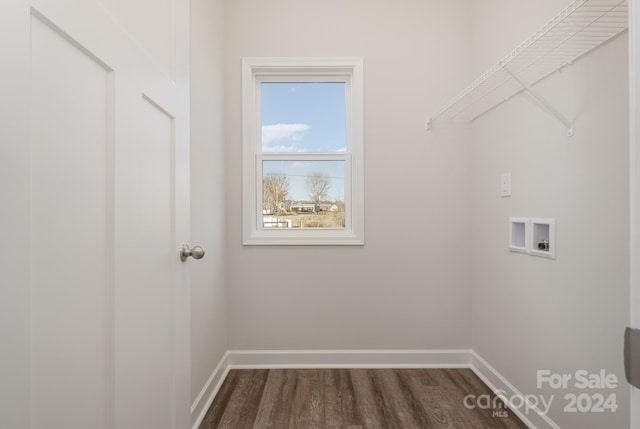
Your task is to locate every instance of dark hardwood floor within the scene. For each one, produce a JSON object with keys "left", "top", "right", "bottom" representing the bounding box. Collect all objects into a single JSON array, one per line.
[{"left": 199, "top": 368, "right": 529, "bottom": 429}]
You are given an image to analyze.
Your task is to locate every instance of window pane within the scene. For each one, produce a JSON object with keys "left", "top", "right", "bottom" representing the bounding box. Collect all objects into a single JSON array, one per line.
[
  {"left": 262, "top": 160, "right": 345, "bottom": 228},
  {"left": 261, "top": 82, "right": 346, "bottom": 153}
]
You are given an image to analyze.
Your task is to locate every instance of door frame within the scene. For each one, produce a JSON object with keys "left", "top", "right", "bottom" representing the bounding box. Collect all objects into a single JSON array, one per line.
[{"left": 630, "top": 0, "right": 639, "bottom": 426}]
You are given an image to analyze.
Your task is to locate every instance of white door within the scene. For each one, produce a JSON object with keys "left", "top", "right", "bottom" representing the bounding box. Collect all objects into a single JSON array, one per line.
[{"left": 0, "top": 1, "right": 191, "bottom": 428}]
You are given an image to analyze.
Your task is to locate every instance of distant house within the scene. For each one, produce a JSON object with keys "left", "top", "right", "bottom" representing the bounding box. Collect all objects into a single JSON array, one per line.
[{"left": 280, "top": 200, "right": 338, "bottom": 213}]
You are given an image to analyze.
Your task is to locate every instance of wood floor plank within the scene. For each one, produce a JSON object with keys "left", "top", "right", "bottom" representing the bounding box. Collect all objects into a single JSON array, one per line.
[
  {"left": 251, "top": 369, "right": 297, "bottom": 429},
  {"left": 324, "top": 368, "right": 360, "bottom": 427},
  {"left": 213, "top": 369, "right": 268, "bottom": 429},
  {"left": 285, "top": 368, "right": 327, "bottom": 428},
  {"left": 324, "top": 369, "right": 344, "bottom": 427},
  {"left": 372, "top": 369, "right": 422, "bottom": 428},
  {"left": 435, "top": 369, "right": 526, "bottom": 429},
  {"left": 337, "top": 368, "right": 360, "bottom": 426},
  {"left": 372, "top": 369, "right": 409, "bottom": 428},
  {"left": 199, "top": 368, "right": 529, "bottom": 429},
  {"left": 198, "top": 369, "right": 241, "bottom": 429},
  {"left": 395, "top": 369, "right": 454, "bottom": 428},
  {"left": 250, "top": 369, "right": 282, "bottom": 428},
  {"left": 214, "top": 370, "right": 255, "bottom": 428},
  {"left": 432, "top": 369, "right": 495, "bottom": 428},
  {"left": 288, "top": 370, "right": 307, "bottom": 428},
  {"left": 234, "top": 369, "right": 269, "bottom": 428},
  {"left": 307, "top": 369, "right": 326, "bottom": 428},
  {"left": 349, "top": 369, "right": 386, "bottom": 429},
  {"left": 456, "top": 369, "right": 527, "bottom": 429}
]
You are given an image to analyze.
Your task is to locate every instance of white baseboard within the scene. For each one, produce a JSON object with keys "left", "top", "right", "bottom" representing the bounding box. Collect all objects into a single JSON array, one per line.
[
  {"left": 190, "top": 349, "right": 559, "bottom": 429},
  {"left": 226, "top": 348, "right": 473, "bottom": 368},
  {"left": 190, "top": 351, "right": 230, "bottom": 429},
  {"left": 471, "top": 351, "right": 560, "bottom": 429}
]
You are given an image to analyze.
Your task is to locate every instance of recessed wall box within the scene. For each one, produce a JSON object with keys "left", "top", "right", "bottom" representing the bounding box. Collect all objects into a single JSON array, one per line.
[
  {"left": 509, "top": 217, "right": 529, "bottom": 254},
  {"left": 531, "top": 218, "right": 556, "bottom": 259}
]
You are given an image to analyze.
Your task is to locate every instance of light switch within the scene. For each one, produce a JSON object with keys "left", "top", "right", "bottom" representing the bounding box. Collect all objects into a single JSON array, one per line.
[{"left": 500, "top": 173, "right": 511, "bottom": 197}]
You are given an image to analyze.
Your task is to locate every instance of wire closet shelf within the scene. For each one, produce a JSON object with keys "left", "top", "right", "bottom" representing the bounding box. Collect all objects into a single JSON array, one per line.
[{"left": 427, "top": 0, "right": 628, "bottom": 136}]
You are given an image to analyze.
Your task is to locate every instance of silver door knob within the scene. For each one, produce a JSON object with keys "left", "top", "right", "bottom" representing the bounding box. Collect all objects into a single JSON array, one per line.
[{"left": 180, "top": 244, "right": 205, "bottom": 262}]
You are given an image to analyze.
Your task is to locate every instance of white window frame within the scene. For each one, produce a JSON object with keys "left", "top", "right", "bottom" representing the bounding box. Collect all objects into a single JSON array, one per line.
[{"left": 242, "top": 57, "right": 364, "bottom": 245}]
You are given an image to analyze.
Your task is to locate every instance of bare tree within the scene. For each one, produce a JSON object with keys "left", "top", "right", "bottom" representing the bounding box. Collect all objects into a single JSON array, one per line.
[
  {"left": 305, "top": 172, "right": 331, "bottom": 203},
  {"left": 263, "top": 174, "right": 289, "bottom": 213}
]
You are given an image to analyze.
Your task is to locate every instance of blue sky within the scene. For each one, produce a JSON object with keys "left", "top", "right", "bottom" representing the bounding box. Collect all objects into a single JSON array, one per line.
[
  {"left": 261, "top": 82, "right": 346, "bottom": 153},
  {"left": 261, "top": 82, "right": 346, "bottom": 201}
]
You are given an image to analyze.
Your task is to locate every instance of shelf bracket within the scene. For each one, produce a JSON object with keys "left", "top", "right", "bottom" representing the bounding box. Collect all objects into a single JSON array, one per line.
[{"left": 503, "top": 66, "right": 574, "bottom": 137}]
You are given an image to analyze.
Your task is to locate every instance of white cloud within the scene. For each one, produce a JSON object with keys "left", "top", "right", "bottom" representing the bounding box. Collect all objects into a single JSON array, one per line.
[
  {"left": 262, "top": 144, "right": 296, "bottom": 153},
  {"left": 262, "top": 123, "right": 310, "bottom": 147}
]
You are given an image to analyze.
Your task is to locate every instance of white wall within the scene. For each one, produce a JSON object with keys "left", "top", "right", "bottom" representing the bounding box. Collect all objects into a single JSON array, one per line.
[
  {"left": 470, "top": 0, "right": 571, "bottom": 75},
  {"left": 190, "top": 0, "right": 228, "bottom": 408},
  {"left": 224, "top": 0, "right": 473, "bottom": 350},
  {"left": 193, "top": 2, "right": 632, "bottom": 426},
  {"left": 470, "top": 2, "right": 630, "bottom": 428}
]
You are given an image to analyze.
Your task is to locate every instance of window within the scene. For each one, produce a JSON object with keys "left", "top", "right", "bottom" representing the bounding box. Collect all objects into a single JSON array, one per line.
[{"left": 242, "top": 58, "right": 364, "bottom": 245}]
